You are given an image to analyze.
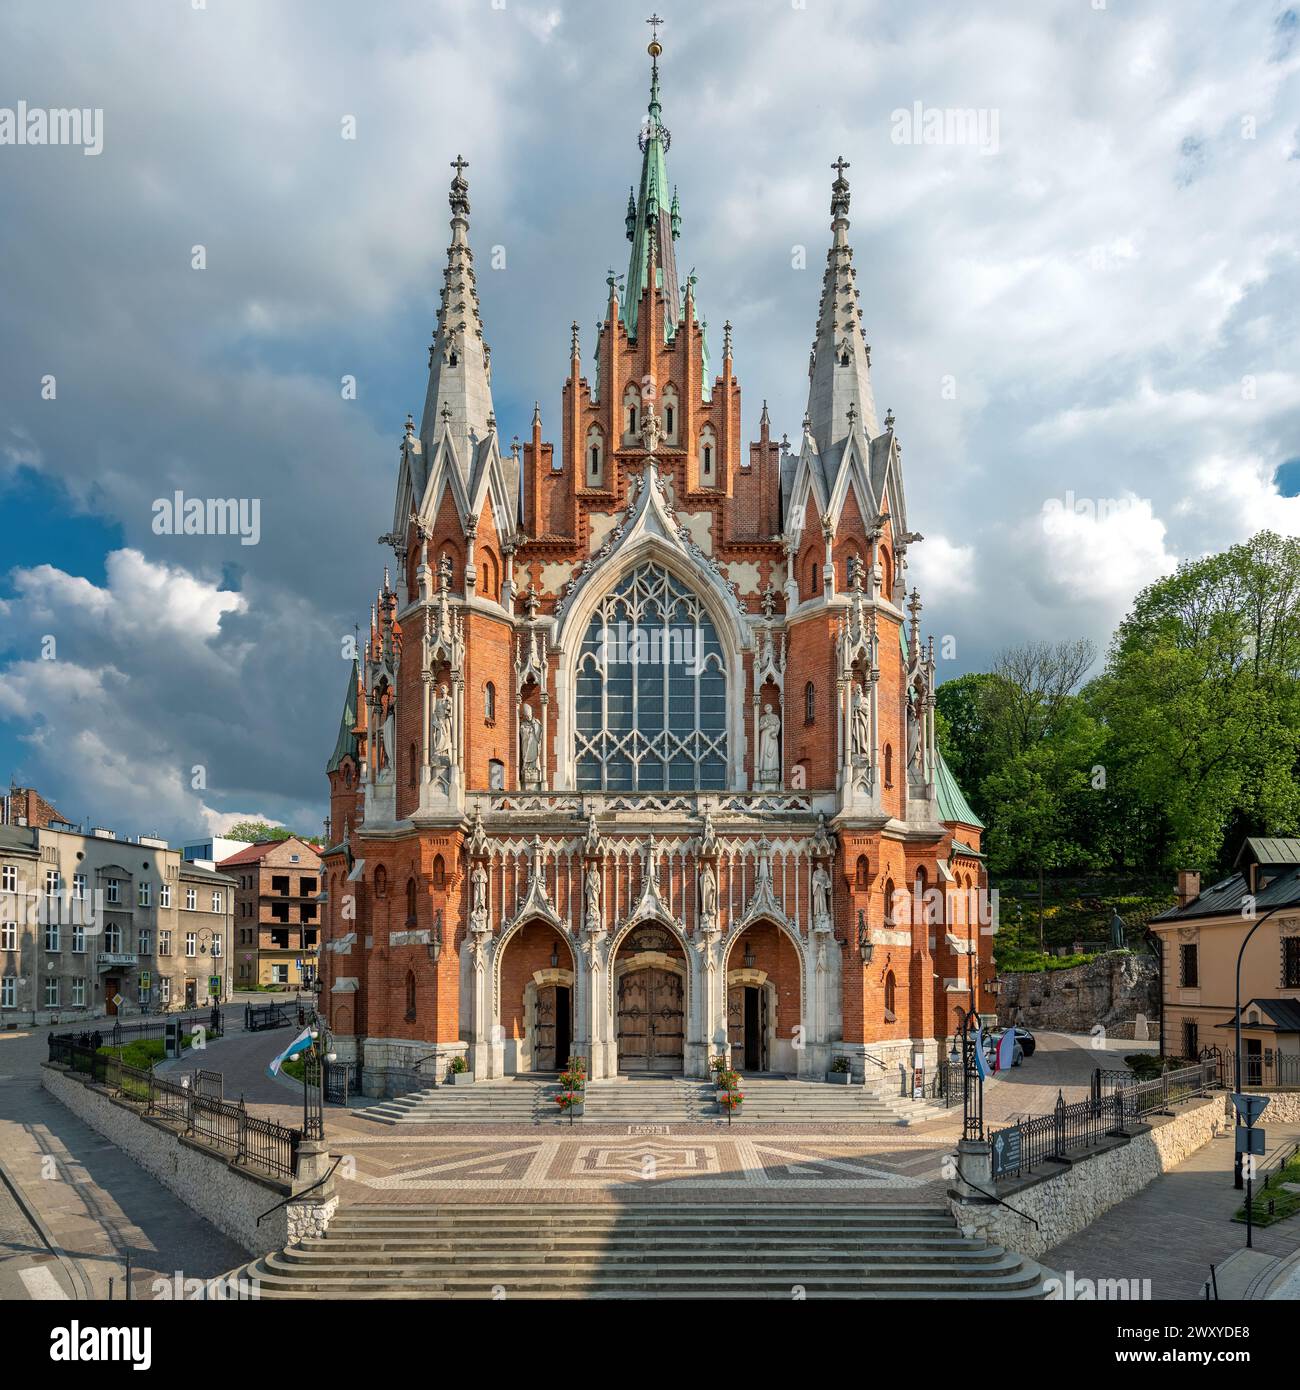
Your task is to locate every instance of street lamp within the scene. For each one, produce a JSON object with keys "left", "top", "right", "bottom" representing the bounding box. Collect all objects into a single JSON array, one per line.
[
  {"left": 952, "top": 1005, "right": 984, "bottom": 1142},
  {"left": 1231, "top": 899, "right": 1289, "bottom": 1190}
]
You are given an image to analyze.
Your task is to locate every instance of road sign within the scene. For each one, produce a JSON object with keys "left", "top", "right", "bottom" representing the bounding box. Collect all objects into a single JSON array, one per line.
[
  {"left": 1236, "top": 1125, "right": 1266, "bottom": 1156},
  {"left": 208, "top": 975, "right": 221, "bottom": 994},
  {"left": 1232, "top": 1093, "right": 1269, "bottom": 1125},
  {"left": 111, "top": 993, "right": 124, "bottom": 1009}
]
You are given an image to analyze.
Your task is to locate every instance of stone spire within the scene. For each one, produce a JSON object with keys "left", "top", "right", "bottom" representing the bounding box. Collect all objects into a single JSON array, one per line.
[
  {"left": 805, "top": 156, "right": 879, "bottom": 461},
  {"left": 622, "top": 23, "right": 681, "bottom": 343},
  {"left": 418, "top": 155, "right": 496, "bottom": 465}
]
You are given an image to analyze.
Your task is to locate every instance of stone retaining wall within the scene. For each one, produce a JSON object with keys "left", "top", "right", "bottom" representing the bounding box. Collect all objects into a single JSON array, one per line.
[
  {"left": 41, "top": 1062, "right": 331, "bottom": 1255},
  {"left": 952, "top": 1093, "right": 1229, "bottom": 1259},
  {"left": 997, "top": 951, "right": 1159, "bottom": 1036}
]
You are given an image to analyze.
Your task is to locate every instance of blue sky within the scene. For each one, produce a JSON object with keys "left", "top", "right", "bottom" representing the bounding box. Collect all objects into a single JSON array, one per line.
[{"left": 1, "top": 0, "right": 1298, "bottom": 844}]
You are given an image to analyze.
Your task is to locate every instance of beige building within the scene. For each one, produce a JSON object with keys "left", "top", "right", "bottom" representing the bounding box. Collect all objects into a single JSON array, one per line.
[
  {"left": 221, "top": 838, "right": 320, "bottom": 990},
  {"left": 1150, "top": 838, "right": 1300, "bottom": 1080},
  {"left": 0, "top": 810, "right": 234, "bottom": 1025}
]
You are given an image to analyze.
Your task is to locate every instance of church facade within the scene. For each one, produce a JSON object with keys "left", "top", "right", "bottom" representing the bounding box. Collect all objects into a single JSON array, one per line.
[{"left": 319, "top": 38, "right": 993, "bottom": 1097}]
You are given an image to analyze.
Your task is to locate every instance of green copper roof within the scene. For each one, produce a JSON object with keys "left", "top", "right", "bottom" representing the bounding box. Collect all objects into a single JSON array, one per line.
[
  {"left": 936, "top": 750, "right": 984, "bottom": 830},
  {"left": 326, "top": 659, "right": 360, "bottom": 773},
  {"left": 622, "top": 58, "right": 680, "bottom": 343}
]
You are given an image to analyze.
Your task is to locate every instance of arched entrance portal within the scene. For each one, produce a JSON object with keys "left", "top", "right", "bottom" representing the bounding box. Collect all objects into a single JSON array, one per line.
[
  {"left": 613, "top": 924, "right": 686, "bottom": 1074},
  {"left": 724, "top": 921, "right": 801, "bottom": 1075},
  {"left": 498, "top": 920, "right": 575, "bottom": 1074}
]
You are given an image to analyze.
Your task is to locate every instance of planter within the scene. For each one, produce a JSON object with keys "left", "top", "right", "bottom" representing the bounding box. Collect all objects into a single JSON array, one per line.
[
  {"left": 448, "top": 1070, "right": 474, "bottom": 1086},
  {"left": 715, "top": 1089, "right": 734, "bottom": 1102},
  {"left": 826, "top": 1070, "right": 852, "bottom": 1084}
]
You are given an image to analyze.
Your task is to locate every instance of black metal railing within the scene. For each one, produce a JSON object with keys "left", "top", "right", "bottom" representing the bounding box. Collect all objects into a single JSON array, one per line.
[
  {"left": 48, "top": 1040, "right": 301, "bottom": 1179},
  {"left": 1213, "top": 1048, "right": 1300, "bottom": 1091},
  {"left": 243, "top": 1002, "right": 296, "bottom": 1032},
  {"left": 47, "top": 1008, "right": 224, "bottom": 1057},
  {"left": 324, "top": 1059, "right": 360, "bottom": 1106},
  {"left": 990, "top": 1089, "right": 1127, "bottom": 1181}
]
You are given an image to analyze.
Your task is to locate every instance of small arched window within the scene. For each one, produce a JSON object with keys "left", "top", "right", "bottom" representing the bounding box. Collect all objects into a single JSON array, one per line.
[
  {"left": 342, "top": 761, "right": 353, "bottom": 789},
  {"left": 586, "top": 425, "right": 604, "bottom": 486},
  {"left": 883, "top": 877, "right": 896, "bottom": 925},
  {"left": 408, "top": 742, "right": 418, "bottom": 788},
  {"left": 855, "top": 855, "right": 870, "bottom": 889},
  {"left": 806, "top": 557, "right": 819, "bottom": 597},
  {"left": 880, "top": 545, "right": 893, "bottom": 599},
  {"left": 884, "top": 744, "right": 894, "bottom": 788},
  {"left": 374, "top": 866, "right": 387, "bottom": 898},
  {"left": 662, "top": 385, "right": 679, "bottom": 444},
  {"left": 405, "top": 877, "right": 417, "bottom": 925},
  {"left": 485, "top": 681, "right": 496, "bottom": 724},
  {"left": 405, "top": 969, "right": 417, "bottom": 1022},
  {"left": 623, "top": 385, "right": 640, "bottom": 439},
  {"left": 915, "top": 867, "right": 930, "bottom": 926},
  {"left": 698, "top": 425, "right": 716, "bottom": 483},
  {"left": 432, "top": 855, "right": 446, "bottom": 890},
  {"left": 884, "top": 970, "right": 896, "bottom": 1022},
  {"left": 804, "top": 681, "right": 815, "bottom": 724}
]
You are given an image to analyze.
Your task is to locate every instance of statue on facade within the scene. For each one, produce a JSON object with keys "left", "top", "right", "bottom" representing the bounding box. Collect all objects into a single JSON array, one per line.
[
  {"left": 907, "top": 692, "right": 923, "bottom": 770},
  {"left": 584, "top": 863, "right": 602, "bottom": 934},
  {"left": 757, "top": 703, "right": 782, "bottom": 786},
  {"left": 431, "top": 684, "right": 453, "bottom": 761},
  {"left": 699, "top": 861, "right": 718, "bottom": 933},
  {"left": 379, "top": 698, "right": 395, "bottom": 774},
  {"left": 812, "top": 862, "right": 832, "bottom": 932},
  {"left": 639, "top": 400, "right": 665, "bottom": 454},
  {"left": 851, "top": 683, "right": 870, "bottom": 760},
  {"left": 519, "top": 702, "right": 542, "bottom": 789},
  {"left": 470, "top": 860, "right": 489, "bottom": 936}
]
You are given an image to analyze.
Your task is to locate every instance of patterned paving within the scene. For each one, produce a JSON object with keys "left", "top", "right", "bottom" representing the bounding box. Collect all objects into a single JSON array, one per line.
[{"left": 332, "top": 1131, "right": 949, "bottom": 1204}]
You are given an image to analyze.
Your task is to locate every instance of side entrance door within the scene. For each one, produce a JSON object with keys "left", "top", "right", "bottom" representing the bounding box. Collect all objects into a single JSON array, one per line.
[
  {"left": 533, "top": 985, "right": 572, "bottom": 1071},
  {"left": 105, "top": 977, "right": 119, "bottom": 1017}
]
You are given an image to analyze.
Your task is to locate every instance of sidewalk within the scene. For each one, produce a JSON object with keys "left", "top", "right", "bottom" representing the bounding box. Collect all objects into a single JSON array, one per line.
[{"left": 1043, "top": 1123, "right": 1300, "bottom": 1299}]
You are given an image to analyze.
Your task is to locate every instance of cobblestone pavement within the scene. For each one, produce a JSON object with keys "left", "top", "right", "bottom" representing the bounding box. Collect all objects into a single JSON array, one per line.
[{"left": 1043, "top": 1123, "right": 1300, "bottom": 1300}]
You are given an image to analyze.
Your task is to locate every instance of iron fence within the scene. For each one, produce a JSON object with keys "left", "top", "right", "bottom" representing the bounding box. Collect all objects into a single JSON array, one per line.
[
  {"left": 1091, "top": 1058, "right": 1220, "bottom": 1116},
  {"left": 1213, "top": 1048, "right": 1300, "bottom": 1091},
  {"left": 243, "top": 1002, "right": 296, "bottom": 1032},
  {"left": 324, "top": 1059, "right": 360, "bottom": 1106},
  {"left": 47, "top": 1039, "right": 301, "bottom": 1179}
]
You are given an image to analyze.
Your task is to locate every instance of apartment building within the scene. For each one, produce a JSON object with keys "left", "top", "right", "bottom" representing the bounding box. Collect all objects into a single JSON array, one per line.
[
  {"left": 0, "top": 811, "right": 235, "bottom": 1025},
  {"left": 221, "top": 838, "right": 320, "bottom": 989}
]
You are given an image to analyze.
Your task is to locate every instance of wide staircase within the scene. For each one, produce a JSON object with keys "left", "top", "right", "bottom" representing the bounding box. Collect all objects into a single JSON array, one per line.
[
  {"left": 355, "top": 1076, "right": 948, "bottom": 1127},
  {"left": 225, "top": 1203, "right": 1048, "bottom": 1299}
]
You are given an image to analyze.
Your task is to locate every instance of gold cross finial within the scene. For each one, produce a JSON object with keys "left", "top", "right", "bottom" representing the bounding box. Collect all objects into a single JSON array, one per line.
[{"left": 647, "top": 13, "right": 664, "bottom": 42}]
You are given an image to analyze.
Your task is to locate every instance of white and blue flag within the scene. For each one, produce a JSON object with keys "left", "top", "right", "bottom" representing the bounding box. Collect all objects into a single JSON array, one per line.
[{"left": 267, "top": 1026, "right": 313, "bottom": 1078}]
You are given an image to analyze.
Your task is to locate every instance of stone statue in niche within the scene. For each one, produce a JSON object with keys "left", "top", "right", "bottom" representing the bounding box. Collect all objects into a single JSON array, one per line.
[
  {"left": 811, "top": 862, "right": 832, "bottom": 932},
  {"left": 757, "top": 703, "right": 782, "bottom": 787},
  {"left": 470, "top": 860, "right": 489, "bottom": 935},
  {"left": 698, "top": 861, "right": 718, "bottom": 933},
  {"left": 851, "top": 683, "right": 870, "bottom": 760},
  {"left": 519, "top": 703, "right": 542, "bottom": 789},
  {"left": 379, "top": 697, "right": 394, "bottom": 775},
  {"left": 431, "top": 684, "right": 453, "bottom": 761},
  {"left": 584, "top": 863, "right": 602, "bottom": 934},
  {"left": 907, "top": 692, "right": 923, "bottom": 770},
  {"left": 639, "top": 400, "right": 665, "bottom": 454}
]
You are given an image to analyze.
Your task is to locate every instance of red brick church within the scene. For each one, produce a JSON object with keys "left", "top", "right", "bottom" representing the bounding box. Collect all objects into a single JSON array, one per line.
[{"left": 319, "top": 33, "right": 992, "bottom": 1097}]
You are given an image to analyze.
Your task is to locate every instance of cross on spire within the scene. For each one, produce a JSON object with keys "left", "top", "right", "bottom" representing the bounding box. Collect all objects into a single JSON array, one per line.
[
  {"left": 831, "top": 156, "right": 850, "bottom": 177},
  {"left": 646, "top": 13, "right": 664, "bottom": 43},
  {"left": 451, "top": 154, "right": 469, "bottom": 176}
]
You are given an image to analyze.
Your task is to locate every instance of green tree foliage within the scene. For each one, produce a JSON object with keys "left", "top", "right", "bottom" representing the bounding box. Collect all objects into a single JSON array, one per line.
[
  {"left": 224, "top": 821, "right": 321, "bottom": 846},
  {"left": 939, "top": 532, "right": 1300, "bottom": 879}
]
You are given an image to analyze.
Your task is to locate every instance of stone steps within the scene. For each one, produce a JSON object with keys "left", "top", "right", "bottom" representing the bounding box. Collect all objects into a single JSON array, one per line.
[{"left": 222, "top": 1202, "right": 1047, "bottom": 1300}]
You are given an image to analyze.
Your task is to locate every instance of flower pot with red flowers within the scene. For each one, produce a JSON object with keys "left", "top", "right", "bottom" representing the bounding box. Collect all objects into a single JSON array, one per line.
[
  {"left": 718, "top": 1090, "right": 744, "bottom": 1121},
  {"left": 555, "top": 1090, "right": 584, "bottom": 1122},
  {"left": 715, "top": 1068, "right": 742, "bottom": 1100}
]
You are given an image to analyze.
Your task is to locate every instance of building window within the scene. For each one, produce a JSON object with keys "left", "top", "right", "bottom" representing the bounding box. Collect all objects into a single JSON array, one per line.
[
  {"left": 1284, "top": 937, "right": 1300, "bottom": 989},
  {"left": 186, "top": 933, "right": 197, "bottom": 958},
  {"left": 883, "top": 744, "right": 894, "bottom": 789},
  {"left": 45, "top": 869, "right": 60, "bottom": 910},
  {"left": 1183, "top": 1019, "right": 1199, "bottom": 1059},
  {"left": 1, "top": 977, "right": 14, "bottom": 1008},
  {"left": 211, "top": 891, "right": 222, "bottom": 913},
  {"left": 159, "top": 977, "right": 171, "bottom": 1004},
  {"left": 1, "top": 866, "right": 15, "bottom": 894},
  {"left": 698, "top": 426, "right": 716, "bottom": 483},
  {"left": 138, "top": 929, "right": 151, "bottom": 954},
  {"left": 406, "top": 878, "right": 418, "bottom": 925},
  {"left": 159, "top": 930, "right": 171, "bottom": 957},
  {"left": 212, "top": 936, "right": 222, "bottom": 957},
  {"left": 884, "top": 971, "right": 896, "bottom": 1023},
  {"left": 883, "top": 878, "right": 896, "bottom": 926},
  {"left": 855, "top": 855, "right": 869, "bottom": 889},
  {"left": 138, "top": 881, "right": 151, "bottom": 908},
  {"left": 1, "top": 921, "right": 15, "bottom": 950},
  {"left": 45, "top": 978, "right": 59, "bottom": 1008},
  {"left": 806, "top": 557, "right": 818, "bottom": 597},
  {"left": 804, "top": 681, "right": 815, "bottom": 725},
  {"left": 574, "top": 562, "right": 727, "bottom": 792},
  {"left": 623, "top": 385, "right": 640, "bottom": 439},
  {"left": 105, "top": 921, "right": 121, "bottom": 953},
  {"left": 185, "top": 888, "right": 196, "bottom": 911},
  {"left": 161, "top": 884, "right": 171, "bottom": 908},
  {"left": 44, "top": 920, "right": 60, "bottom": 953},
  {"left": 1180, "top": 943, "right": 1199, "bottom": 988},
  {"left": 374, "top": 867, "right": 387, "bottom": 898},
  {"left": 72, "top": 979, "right": 86, "bottom": 1008},
  {"left": 586, "top": 425, "right": 604, "bottom": 486},
  {"left": 405, "top": 969, "right": 417, "bottom": 1022},
  {"left": 432, "top": 855, "right": 446, "bottom": 890},
  {"left": 105, "top": 879, "right": 120, "bottom": 904},
  {"left": 485, "top": 681, "right": 496, "bottom": 724},
  {"left": 273, "top": 964, "right": 288, "bottom": 984},
  {"left": 72, "top": 872, "right": 86, "bottom": 900}
]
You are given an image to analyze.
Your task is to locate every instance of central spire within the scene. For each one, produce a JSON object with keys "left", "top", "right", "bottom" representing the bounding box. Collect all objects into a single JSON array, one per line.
[{"left": 622, "top": 17, "right": 681, "bottom": 343}]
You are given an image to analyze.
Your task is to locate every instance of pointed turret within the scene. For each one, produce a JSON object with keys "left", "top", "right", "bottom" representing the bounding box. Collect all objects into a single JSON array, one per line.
[
  {"left": 326, "top": 659, "right": 362, "bottom": 774},
  {"left": 805, "top": 156, "right": 879, "bottom": 467},
  {"left": 622, "top": 33, "right": 681, "bottom": 342},
  {"left": 418, "top": 156, "right": 496, "bottom": 467}
]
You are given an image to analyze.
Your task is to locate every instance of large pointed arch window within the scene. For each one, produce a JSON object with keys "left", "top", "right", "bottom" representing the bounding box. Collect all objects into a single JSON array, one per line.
[{"left": 575, "top": 562, "right": 727, "bottom": 791}]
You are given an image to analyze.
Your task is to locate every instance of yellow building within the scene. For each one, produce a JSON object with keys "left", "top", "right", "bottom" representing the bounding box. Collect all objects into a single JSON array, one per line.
[{"left": 1149, "top": 838, "right": 1300, "bottom": 1084}]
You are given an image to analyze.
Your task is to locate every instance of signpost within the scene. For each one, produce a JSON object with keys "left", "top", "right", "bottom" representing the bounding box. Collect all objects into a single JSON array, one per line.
[
  {"left": 989, "top": 1124, "right": 1022, "bottom": 1181},
  {"left": 1232, "top": 1092, "right": 1269, "bottom": 1249}
]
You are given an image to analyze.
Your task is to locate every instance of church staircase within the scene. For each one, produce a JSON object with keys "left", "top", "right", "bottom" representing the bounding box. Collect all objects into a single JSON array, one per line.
[{"left": 224, "top": 1202, "right": 1048, "bottom": 1299}]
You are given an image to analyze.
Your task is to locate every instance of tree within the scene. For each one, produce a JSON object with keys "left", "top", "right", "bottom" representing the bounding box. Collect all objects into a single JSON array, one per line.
[{"left": 223, "top": 821, "right": 321, "bottom": 846}]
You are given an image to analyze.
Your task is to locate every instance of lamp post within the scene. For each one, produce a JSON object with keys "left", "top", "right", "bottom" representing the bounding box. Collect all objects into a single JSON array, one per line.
[
  {"left": 1231, "top": 900, "right": 1287, "bottom": 1190},
  {"left": 950, "top": 1005, "right": 984, "bottom": 1142}
]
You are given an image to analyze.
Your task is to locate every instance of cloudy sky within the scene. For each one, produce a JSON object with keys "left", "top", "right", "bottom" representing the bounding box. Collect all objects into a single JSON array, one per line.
[{"left": 1, "top": 0, "right": 1297, "bottom": 844}]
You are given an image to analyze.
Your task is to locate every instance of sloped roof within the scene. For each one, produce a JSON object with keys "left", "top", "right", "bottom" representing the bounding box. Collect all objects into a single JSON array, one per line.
[
  {"left": 1214, "top": 998, "right": 1300, "bottom": 1033},
  {"left": 1151, "top": 864, "right": 1300, "bottom": 922},
  {"left": 935, "top": 751, "right": 985, "bottom": 830},
  {"left": 216, "top": 837, "right": 320, "bottom": 869},
  {"left": 326, "top": 660, "right": 360, "bottom": 773},
  {"left": 1234, "top": 837, "right": 1300, "bottom": 869}
]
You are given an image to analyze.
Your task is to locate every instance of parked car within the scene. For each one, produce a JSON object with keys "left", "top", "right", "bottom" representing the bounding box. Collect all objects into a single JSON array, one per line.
[
  {"left": 983, "top": 1031, "right": 1025, "bottom": 1067},
  {"left": 1008, "top": 1026, "right": 1036, "bottom": 1057}
]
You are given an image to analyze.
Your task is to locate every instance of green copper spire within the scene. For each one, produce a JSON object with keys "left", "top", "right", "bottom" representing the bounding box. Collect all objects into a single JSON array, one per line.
[
  {"left": 622, "top": 22, "right": 680, "bottom": 342},
  {"left": 326, "top": 658, "right": 361, "bottom": 773}
]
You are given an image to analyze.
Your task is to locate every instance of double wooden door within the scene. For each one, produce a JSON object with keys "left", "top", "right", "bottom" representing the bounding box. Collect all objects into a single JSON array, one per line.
[{"left": 617, "top": 967, "right": 684, "bottom": 1073}]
